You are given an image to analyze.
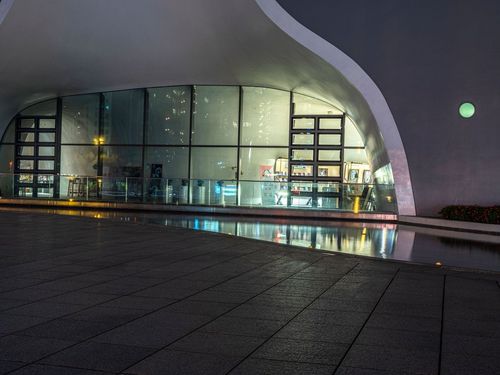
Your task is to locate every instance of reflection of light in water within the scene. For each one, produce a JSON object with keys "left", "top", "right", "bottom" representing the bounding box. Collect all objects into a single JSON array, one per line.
[{"left": 380, "top": 228, "right": 387, "bottom": 258}]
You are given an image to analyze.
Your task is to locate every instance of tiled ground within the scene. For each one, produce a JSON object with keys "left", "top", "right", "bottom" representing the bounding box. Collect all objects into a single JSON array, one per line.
[{"left": 0, "top": 210, "right": 499, "bottom": 375}]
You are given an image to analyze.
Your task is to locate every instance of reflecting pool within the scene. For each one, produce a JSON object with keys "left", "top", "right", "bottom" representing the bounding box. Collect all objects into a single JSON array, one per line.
[{"left": 1, "top": 207, "right": 499, "bottom": 272}]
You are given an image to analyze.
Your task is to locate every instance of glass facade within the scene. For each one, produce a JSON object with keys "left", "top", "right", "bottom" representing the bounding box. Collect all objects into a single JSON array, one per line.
[
  {"left": 0, "top": 85, "right": 390, "bottom": 211},
  {"left": 102, "top": 90, "right": 144, "bottom": 145},
  {"left": 192, "top": 86, "right": 239, "bottom": 145},
  {"left": 62, "top": 94, "right": 100, "bottom": 144},
  {"left": 147, "top": 86, "right": 190, "bottom": 145}
]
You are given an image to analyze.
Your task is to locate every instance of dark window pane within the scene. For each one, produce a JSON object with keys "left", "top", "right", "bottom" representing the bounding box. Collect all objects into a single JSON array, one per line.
[
  {"left": 292, "top": 134, "right": 314, "bottom": 145},
  {"left": 190, "top": 147, "right": 237, "bottom": 180},
  {"left": 241, "top": 87, "right": 289, "bottom": 146},
  {"left": 318, "top": 150, "right": 341, "bottom": 161},
  {"left": 291, "top": 149, "right": 313, "bottom": 161},
  {"left": 62, "top": 94, "right": 100, "bottom": 144},
  {"left": 38, "top": 146, "right": 55, "bottom": 157},
  {"left": 147, "top": 87, "right": 191, "bottom": 145},
  {"left": 192, "top": 86, "right": 239, "bottom": 145},
  {"left": 18, "top": 132, "right": 35, "bottom": 142},
  {"left": 38, "top": 132, "right": 55, "bottom": 143},
  {"left": 292, "top": 118, "right": 314, "bottom": 130},
  {"left": 319, "top": 118, "right": 341, "bottom": 130},
  {"left": 20, "top": 119, "right": 35, "bottom": 129},
  {"left": 39, "top": 119, "right": 56, "bottom": 129},
  {"left": 239, "top": 147, "right": 288, "bottom": 181},
  {"left": 18, "top": 146, "right": 34, "bottom": 156},
  {"left": 18, "top": 160, "right": 34, "bottom": 170},
  {"left": 38, "top": 160, "right": 55, "bottom": 171},
  {"left": 101, "top": 146, "right": 142, "bottom": 177},
  {"left": 103, "top": 90, "right": 144, "bottom": 144},
  {"left": 144, "top": 147, "right": 188, "bottom": 179},
  {"left": 61, "top": 146, "right": 98, "bottom": 176}
]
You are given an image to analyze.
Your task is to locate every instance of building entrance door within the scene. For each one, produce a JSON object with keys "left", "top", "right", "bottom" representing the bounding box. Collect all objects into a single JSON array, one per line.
[
  {"left": 14, "top": 116, "right": 59, "bottom": 198},
  {"left": 288, "top": 115, "right": 344, "bottom": 208}
]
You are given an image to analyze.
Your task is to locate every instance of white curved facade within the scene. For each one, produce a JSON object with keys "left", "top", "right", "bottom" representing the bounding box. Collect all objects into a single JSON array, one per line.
[{"left": 0, "top": 0, "right": 416, "bottom": 215}]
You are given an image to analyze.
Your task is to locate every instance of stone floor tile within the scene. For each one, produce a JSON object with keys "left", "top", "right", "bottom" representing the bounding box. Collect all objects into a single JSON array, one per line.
[
  {"left": 18, "top": 318, "right": 117, "bottom": 341},
  {"left": 275, "top": 321, "right": 359, "bottom": 344},
  {"left": 200, "top": 316, "right": 285, "bottom": 338},
  {"left": 342, "top": 344, "right": 438, "bottom": 375},
  {"left": 0, "top": 335, "right": 74, "bottom": 362},
  {"left": 253, "top": 337, "right": 347, "bottom": 365},
  {"left": 124, "top": 349, "right": 238, "bottom": 375},
  {"left": 366, "top": 313, "right": 441, "bottom": 333},
  {"left": 229, "top": 358, "right": 335, "bottom": 375},
  {"left": 9, "top": 364, "right": 115, "bottom": 374},
  {"left": 0, "top": 313, "right": 49, "bottom": 335},
  {"left": 40, "top": 341, "right": 154, "bottom": 373}
]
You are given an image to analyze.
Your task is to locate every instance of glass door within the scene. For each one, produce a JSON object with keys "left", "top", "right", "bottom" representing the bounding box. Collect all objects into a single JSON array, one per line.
[
  {"left": 14, "top": 117, "right": 58, "bottom": 198},
  {"left": 288, "top": 115, "right": 344, "bottom": 208}
]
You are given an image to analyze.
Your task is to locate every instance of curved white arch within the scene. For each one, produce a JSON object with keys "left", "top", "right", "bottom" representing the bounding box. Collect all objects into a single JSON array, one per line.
[
  {"left": 0, "top": 0, "right": 14, "bottom": 25},
  {"left": 256, "top": 0, "right": 416, "bottom": 216}
]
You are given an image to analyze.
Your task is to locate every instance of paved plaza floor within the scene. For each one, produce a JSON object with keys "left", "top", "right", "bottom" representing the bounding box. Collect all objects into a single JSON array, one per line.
[{"left": 0, "top": 210, "right": 499, "bottom": 375}]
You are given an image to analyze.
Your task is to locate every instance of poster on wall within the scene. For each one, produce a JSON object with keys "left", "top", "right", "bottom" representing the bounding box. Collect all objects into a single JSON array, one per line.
[
  {"left": 349, "top": 169, "right": 359, "bottom": 183},
  {"left": 363, "top": 170, "right": 372, "bottom": 184}
]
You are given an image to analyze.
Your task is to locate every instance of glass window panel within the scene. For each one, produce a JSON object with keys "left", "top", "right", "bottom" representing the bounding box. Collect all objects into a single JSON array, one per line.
[
  {"left": 190, "top": 147, "right": 237, "bottom": 180},
  {"left": 37, "top": 187, "right": 54, "bottom": 197},
  {"left": 291, "top": 149, "right": 313, "bottom": 161},
  {"left": 18, "top": 187, "right": 33, "bottom": 197},
  {"left": 37, "top": 175, "right": 54, "bottom": 184},
  {"left": 344, "top": 148, "right": 369, "bottom": 164},
  {"left": 18, "top": 146, "right": 34, "bottom": 156},
  {"left": 318, "top": 165, "right": 341, "bottom": 178},
  {"left": 291, "top": 165, "right": 313, "bottom": 177},
  {"left": 318, "top": 182, "right": 341, "bottom": 193},
  {"left": 0, "top": 145, "right": 14, "bottom": 172},
  {"left": 239, "top": 147, "right": 288, "bottom": 181},
  {"left": 318, "top": 134, "right": 341, "bottom": 145},
  {"left": 18, "top": 160, "right": 34, "bottom": 170},
  {"left": 38, "top": 146, "right": 55, "bottom": 157},
  {"left": 38, "top": 132, "right": 55, "bottom": 143},
  {"left": 344, "top": 117, "right": 364, "bottom": 147},
  {"left": 192, "top": 86, "right": 239, "bottom": 145},
  {"left": 18, "top": 132, "right": 35, "bottom": 142},
  {"left": 62, "top": 94, "right": 100, "bottom": 144},
  {"left": 38, "top": 160, "right": 55, "bottom": 170},
  {"left": 241, "top": 87, "right": 290, "bottom": 146},
  {"left": 292, "top": 118, "right": 314, "bottom": 130},
  {"left": 144, "top": 147, "right": 189, "bottom": 179},
  {"left": 292, "top": 93, "right": 343, "bottom": 115},
  {"left": 19, "top": 174, "right": 33, "bottom": 183},
  {"left": 319, "top": 118, "right": 342, "bottom": 130},
  {"left": 1, "top": 120, "right": 16, "bottom": 143},
  {"left": 39, "top": 119, "right": 55, "bottom": 129},
  {"left": 103, "top": 90, "right": 144, "bottom": 144},
  {"left": 61, "top": 146, "right": 98, "bottom": 176},
  {"left": 318, "top": 149, "right": 341, "bottom": 161},
  {"left": 291, "top": 181, "right": 313, "bottom": 192},
  {"left": 147, "top": 86, "right": 191, "bottom": 145},
  {"left": 101, "top": 146, "right": 142, "bottom": 177},
  {"left": 20, "top": 119, "right": 35, "bottom": 129},
  {"left": 20, "top": 99, "right": 57, "bottom": 116},
  {"left": 292, "top": 134, "right": 314, "bottom": 145}
]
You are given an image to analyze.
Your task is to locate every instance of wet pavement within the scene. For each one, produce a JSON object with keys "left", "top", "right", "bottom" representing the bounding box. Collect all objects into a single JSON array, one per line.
[{"left": 0, "top": 209, "right": 499, "bottom": 374}]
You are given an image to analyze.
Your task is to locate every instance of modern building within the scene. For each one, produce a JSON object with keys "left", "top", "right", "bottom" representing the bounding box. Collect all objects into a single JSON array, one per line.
[{"left": 0, "top": 0, "right": 498, "bottom": 217}]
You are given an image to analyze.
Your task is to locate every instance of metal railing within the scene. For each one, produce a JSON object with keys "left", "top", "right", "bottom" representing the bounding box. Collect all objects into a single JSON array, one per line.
[{"left": 0, "top": 173, "right": 398, "bottom": 213}]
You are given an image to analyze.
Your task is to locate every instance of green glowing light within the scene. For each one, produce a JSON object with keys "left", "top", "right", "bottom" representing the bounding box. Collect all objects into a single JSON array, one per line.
[{"left": 459, "top": 102, "right": 475, "bottom": 119}]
